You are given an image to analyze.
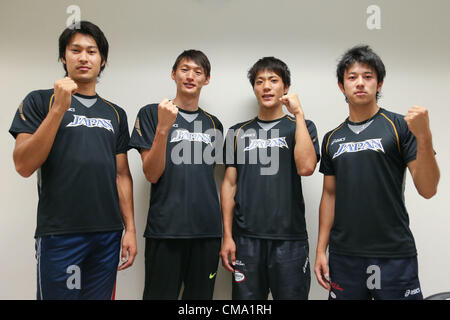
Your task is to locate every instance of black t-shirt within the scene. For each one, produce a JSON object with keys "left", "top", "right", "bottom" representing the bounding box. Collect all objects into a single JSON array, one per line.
[
  {"left": 129, "top": 104, "right": 223, "bottom": 239},
  {"left": 224, "top": 115, "right": 320, "bottom": 240},
  {"left": 9, "top": 89, "right": 130, "bottom": 238},
  {"left": 320, "top": 108, "right": 418, "bottom": 258}
]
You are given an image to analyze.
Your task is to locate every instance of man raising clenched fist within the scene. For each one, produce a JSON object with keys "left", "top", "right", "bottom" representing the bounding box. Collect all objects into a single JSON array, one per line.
[
  {"left": 404, "top": 106, "right": 439, "bottom": 199},
  {"left": 157, "top": 98, "right": 178, "bottom": 134},
  {"left": 52, "top": 77, "right": 78, "bottom": 114},
  {"left": 9, "top": 21, "right": 137, "bottom": 300}
]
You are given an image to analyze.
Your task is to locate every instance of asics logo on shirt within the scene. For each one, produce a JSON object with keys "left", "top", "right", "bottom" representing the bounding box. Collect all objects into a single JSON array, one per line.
[
  {"left": 170, "top": 129, "right": 212, "bottom": 145},
  {"left": 241, "top": 133, "right": 256, "bottom": 139},
  {"left": 330, "top": 137, "right": 345, "bottom": 146},
  {"left": 244, "top": 137, "right": 288, "bottom": 152},
  {"left": 332, "top": 138, "right": 384, "bottom": 159},
  {"left": 66, "top": 114, "right": 114, "bottom": 133}
]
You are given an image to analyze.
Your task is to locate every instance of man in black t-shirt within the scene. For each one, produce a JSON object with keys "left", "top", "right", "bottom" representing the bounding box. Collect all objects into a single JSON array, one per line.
[
  {"left": 9, "top": 21, "right": 137, "bottom": 299},
  {"left": 129, "top": 50, "right": 223, "bottom": 300},
  {"left": 314, "top": 45, "right": 440, "bottom": 300},
  {"left": 220, "top": 57, "right": 320, "bottom": 300}
]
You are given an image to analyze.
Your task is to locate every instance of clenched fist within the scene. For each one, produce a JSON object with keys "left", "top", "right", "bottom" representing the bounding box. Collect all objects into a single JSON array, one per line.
[
  {"left": 279, "top": 93, "right": 305, "bottom": 118},
  {"left": 53, "top": 77, "right": 78, "bottom": 114},
  {"left": 404, "top": 106, "right": 432, "bottom": 140},
  {"left": 157, "top": 99, "right": 178, "bottom": 133}
]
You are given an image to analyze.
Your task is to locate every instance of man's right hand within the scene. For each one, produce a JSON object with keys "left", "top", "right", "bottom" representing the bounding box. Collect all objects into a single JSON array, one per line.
[
  {"left": 53, "top": 77, "right": 78, "bottom": 114},
  {"left": 314, "top": 252, "right": 331, "bottom": 290},
  {"left": 220, "top": 237, "right": 236, "bottom": 272},
  {"left": 157, "top": 99, "right": 178, "bottom": 133}
]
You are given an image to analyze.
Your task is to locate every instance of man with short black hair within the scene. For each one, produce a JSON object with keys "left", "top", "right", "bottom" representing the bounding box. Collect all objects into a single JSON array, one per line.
[
  {"left": 314, "top": 45, "right": 440, "bottom": 300},
  {"left": 9, "top": 21, "right": 137, "bottom": 300},
  {"left": 220, "top": 57, "right": 320, "bottom": 300},
  {"left": 130, "top": 49, "right": 223, "bottom": 300}
]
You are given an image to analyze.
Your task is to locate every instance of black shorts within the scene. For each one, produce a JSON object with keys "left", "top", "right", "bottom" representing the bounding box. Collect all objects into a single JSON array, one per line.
[
  {"left": 232, "top": 236, "right": 311, "bottom": 300},
  {"left": 143, "top": 238, "right": 221, "bottom": 300},
  {"left": 328, "top": 253, "right": 423, "bottom": 300}
]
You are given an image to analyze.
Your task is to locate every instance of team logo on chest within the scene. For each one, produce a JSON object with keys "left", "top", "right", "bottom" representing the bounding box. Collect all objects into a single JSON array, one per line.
[
  {"left": 66, "top": 114, "right": 114, "bottom": 133},
  {"left": 170, "top": 129, "right": 212, "bottom": 145},
  {"left": 244, "top": 137, "right": 288, "bottom": 152},
  {"left": 332, "top": 138, "right": 384, "bottom": 159}
]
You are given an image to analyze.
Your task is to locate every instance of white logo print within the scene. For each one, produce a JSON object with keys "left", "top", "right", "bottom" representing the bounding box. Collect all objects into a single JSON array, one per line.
[
  {"left": 303, "top": 257, "right": 309, "bottom": 274},
  {"left": 244, "top": 137, "right": 288, "bottom": 152},
  {"left": 170, "top": 129, "right": 212, "bottom": 145},
  {"left": 234, "top": 260, "right": 245, "bottom": 267},
  {"left": 234, "top": 270, "right": 246, "bottom": 283},
  {"left": 405, "top": 288, "right": 421, "bottom": 298},
  {"left": 66, "top": 115, "right": 114, "bottom": 133},
  {"left": 333, "top": 138, "right": 384, "bottom": 159},
  {"left": 241, "top": 133, "right": 256, "bottom": 139},
  {"left": 330, "top": 137, "right": 345, "bottom": 146}
]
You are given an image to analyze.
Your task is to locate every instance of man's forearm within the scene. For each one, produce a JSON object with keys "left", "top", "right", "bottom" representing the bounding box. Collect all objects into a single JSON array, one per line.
[
  {"left": 411, "top": 135, "right": 440, "bottom": 199},
  {"left": 294, "top": 115, "right": 317, "bottom": 176},
  {"left": 221, "top": 179, "right": 236, "bottom": 240},
  {"left": 317, "top": 186, "right": 336, "bottom": 255},
  {"left": 142, "top": 127, "right": 170, "bottom": 183},
  {"left": 221, "top": 197, "right": 235, "bottom": 240},
  {"left": 13, "top": 108, "right": 66, "bottom": 177},
  {"left": 117, "top": 168, "right": 136, "bottom": 233}
]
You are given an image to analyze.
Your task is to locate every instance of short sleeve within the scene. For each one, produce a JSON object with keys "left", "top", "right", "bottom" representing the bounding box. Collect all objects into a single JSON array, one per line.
[
  {"left": 397, "top": 117, "right": 417, "bottom": 165},
  {"left": 9, "top": 91, "right": 47, "bottom": 139},
  {"left": 116, "top": 108, "right": 131, "bottom": 154},
  {"left": 319, "top": 132, "right": 335, "bottom": 175},
  {"left": 213, "top": 117, "right": 224, "bottom": 165},
  {"left": 129, "top": 105, "right": 157, "bottom": 152},
  {"left": 306, "top": 120, "right": 321, "bottom": 162},
  {"left": 223, "top": 127, "right": 237, "bottom": 168}
]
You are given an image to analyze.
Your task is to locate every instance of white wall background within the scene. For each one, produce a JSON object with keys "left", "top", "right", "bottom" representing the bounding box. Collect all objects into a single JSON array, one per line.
[{"left": 1, "top": 0, "right": 449, "bottom": 300}]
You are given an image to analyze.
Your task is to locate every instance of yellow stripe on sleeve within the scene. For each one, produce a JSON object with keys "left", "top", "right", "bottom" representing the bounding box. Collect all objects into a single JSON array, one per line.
[
  {"left": 380, "top": 112, "right": 400, "bottom": 153},
  {"left": 325, "top": 123, "right": 345, "bottom": 155},
  {"left": 234, "top": 119, "right": 256, "bottom": 151}
]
